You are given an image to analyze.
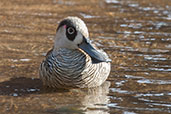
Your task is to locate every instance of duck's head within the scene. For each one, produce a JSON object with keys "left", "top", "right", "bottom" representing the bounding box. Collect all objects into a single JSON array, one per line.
[{"left": 54, "top": 16, "right": 110, "bottom": 63}]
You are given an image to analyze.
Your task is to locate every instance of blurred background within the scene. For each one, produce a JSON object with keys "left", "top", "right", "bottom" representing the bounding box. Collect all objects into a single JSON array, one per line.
[{"left": 0, "top": 0, "right": 170, "bottom": 114}]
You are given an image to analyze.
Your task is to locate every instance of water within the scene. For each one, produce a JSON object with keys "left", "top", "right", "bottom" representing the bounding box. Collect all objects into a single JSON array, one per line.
[{"left": 0, "top": 0, "right": 171, "bottom": 114}]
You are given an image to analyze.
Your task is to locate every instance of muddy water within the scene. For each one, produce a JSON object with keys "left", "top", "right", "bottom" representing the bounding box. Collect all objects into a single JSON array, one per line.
[{"left": 0, "top": 0, "right": 170, "bottom": 114}]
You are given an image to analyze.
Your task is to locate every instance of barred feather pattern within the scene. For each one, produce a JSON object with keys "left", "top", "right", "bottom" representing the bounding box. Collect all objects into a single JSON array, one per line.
[{"left": 39, "top": 48, "right": 111, "bottom": 88}]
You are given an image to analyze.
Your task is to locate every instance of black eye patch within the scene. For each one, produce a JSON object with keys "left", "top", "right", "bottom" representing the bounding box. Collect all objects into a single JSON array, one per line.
[
  {"left": 66, "top": 26, "right": 77, "bottom": 41},
  {"left": 56, "top": 19, "right": 77, "bottom": 41}
]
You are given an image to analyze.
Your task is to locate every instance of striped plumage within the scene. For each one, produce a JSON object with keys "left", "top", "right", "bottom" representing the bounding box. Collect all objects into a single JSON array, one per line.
[{"left": 39, "top": 17, "right": 111, "bottom": 88}]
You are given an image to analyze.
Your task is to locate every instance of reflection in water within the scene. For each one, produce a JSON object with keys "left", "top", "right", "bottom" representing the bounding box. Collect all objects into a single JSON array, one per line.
[
  {"left": 0, "top": 0, "right": 171, "bottom": 113},
  {"left": 41, "top": 81, "right": 110, "bottom": 114},
  {"left": 80, "top": 81, "right": 110, "bottom": 114}
]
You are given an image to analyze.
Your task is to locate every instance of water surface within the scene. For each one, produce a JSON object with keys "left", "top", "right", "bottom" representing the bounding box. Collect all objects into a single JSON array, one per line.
[{"left": 0, "top": 0, "right": 171, "bottom": 114}]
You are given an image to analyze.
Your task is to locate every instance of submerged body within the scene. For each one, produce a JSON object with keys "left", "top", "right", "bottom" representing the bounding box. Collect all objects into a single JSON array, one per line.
[{"left": 39, "top": 17, "right": 111, "bottom": 88}]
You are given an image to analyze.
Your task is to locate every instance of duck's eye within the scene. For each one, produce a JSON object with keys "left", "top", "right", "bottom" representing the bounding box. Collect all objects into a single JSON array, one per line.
[
  {"left": 66, "top": 26, "right": 77, "bottom": 41},
  {"left": 67, "top": 27, "right": 75, "bottom": 35}
]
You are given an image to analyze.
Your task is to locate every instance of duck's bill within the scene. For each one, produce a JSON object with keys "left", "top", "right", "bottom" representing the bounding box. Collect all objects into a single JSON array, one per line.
[{"left": 78, "top": 37, "right": 111, "bottom": 63}]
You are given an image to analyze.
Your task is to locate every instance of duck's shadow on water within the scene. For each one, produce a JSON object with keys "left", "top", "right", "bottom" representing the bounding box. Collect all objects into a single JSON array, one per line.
[
  {"left": 0, "top": 78, "right": 110, "bottom": 113},
  {"left": 0, "top": 77, "right": 70, "bottom": 96},
  {"left": 0, "top": 77, "right": 111, "bottom": 96}
]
